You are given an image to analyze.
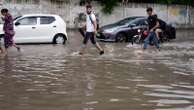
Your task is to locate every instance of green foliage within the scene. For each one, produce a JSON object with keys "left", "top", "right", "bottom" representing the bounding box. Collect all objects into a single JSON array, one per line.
[
  {"left": 91, "top": 0, "right": 194, "bottom": 14},
  {"left": 100, "top": 0, "right": 119, "bottom": 14},
  {"left": 155, "top": 0, "right": 194, "bottom": 6}
]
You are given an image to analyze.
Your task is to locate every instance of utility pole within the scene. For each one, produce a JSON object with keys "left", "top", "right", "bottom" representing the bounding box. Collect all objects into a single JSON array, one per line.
[{"left": 122, "top": 0, "right": 128, "bottom": 17}]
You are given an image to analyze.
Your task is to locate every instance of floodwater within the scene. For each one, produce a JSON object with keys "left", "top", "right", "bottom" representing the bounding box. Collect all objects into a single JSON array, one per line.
[{"left": 0, "top": 30, "right": 194, "bottom": 110}]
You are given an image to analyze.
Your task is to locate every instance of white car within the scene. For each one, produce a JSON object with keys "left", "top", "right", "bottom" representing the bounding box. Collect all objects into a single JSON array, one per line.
[{"left": 0, "top": 14, "right": 68, "bottom": 44}]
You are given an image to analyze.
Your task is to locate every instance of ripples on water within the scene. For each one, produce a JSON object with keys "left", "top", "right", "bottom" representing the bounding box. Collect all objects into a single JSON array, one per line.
[{"left": 0, "top": 40, "right": 194, "bottom": 110}]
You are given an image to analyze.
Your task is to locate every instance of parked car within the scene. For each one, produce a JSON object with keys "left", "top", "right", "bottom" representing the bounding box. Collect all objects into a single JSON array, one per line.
[
  {"left": 97, "top": 16, "right": 176, "bottom": 42},
  {"left": 0, "top": 14, "right": 68, "bottom": 44}
]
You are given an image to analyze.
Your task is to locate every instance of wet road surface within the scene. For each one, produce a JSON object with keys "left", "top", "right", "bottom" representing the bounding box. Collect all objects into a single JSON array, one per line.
[{"left": 0, "top": 30, "right": 194, "bottom": 110}]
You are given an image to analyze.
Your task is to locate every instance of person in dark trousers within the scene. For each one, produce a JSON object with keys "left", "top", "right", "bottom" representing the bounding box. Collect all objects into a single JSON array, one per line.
[
  {"left": 79, "top": 4, "right": 104, "bottom": 55},
  {"left": 1, "top": 8, "right": 20, "bottom": 54},
  {"left": 143, "top": 7, "right": 160, "bottom": 51}
]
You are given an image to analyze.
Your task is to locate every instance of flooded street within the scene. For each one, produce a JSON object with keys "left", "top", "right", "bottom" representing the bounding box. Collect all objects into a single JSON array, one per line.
[{"left": 1, "top": 30, "right": 194, "bottom": 110}]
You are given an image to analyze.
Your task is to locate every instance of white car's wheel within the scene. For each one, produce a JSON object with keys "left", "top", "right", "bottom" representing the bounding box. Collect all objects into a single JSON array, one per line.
[{"left": 53, "top": 34, "right": 66, "bottom": 44}]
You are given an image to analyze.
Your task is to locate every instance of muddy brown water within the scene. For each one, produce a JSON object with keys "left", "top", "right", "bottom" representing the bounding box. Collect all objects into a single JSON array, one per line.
[{"left": 0, "top": 30, "right": 194, "bottom": 110}]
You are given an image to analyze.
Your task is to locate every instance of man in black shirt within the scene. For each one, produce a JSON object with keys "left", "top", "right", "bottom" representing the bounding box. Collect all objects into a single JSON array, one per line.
[{"left": 143, "top": 7, "right": 160, "bottom": 50}]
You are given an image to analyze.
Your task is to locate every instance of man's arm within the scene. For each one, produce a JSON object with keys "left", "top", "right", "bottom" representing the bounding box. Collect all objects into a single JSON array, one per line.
[
  {"left": 93, "top": 19, "right": 97, "bottom": 32},
  {"left": 92, "top": 14, "right": 97, "bottom": 33}
]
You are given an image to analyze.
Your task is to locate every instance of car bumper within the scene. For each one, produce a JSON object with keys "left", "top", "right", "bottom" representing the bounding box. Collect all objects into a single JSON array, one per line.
[{"left": 96, "top": 32, "right": 116, "bottom": 42}]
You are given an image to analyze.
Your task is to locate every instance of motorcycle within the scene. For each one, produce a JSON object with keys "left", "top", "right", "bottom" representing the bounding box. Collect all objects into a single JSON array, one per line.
[{"left": 131, "top": 28, "right": 170, "bottom": 45}]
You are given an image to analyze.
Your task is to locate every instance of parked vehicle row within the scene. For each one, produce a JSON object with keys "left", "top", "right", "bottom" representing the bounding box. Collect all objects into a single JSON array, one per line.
[{"left": 0, "top": 14, "right": 176, "bottom": 45}]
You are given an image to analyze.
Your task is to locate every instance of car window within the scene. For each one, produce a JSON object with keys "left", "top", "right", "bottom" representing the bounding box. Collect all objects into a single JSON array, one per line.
[
  {"left": 14, "top": 16, "right": 22, "bottom": 21},
  {"left": 17, "top": 17, "right": 37, "bottom": 25},
  {"left": 40, "top": 17, "right": 55, "bottom": 24},
  {"left": 132, "top": 19, "right": 148, "bottom": 26},
  {"left": 116, "top": 17, "right": 137, "bottom": 26}
]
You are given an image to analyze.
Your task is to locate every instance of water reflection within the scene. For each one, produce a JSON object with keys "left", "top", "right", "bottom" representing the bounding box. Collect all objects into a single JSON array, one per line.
[{"left": 0, "top": 30, "right": 194, "bottom": 110}]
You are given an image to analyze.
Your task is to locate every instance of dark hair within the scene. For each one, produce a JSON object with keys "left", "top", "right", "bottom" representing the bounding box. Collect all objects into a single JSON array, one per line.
[
  {"left": 86, "top": 4, "right": 92, "bottom": 9},
  {"left": 146, "top": 7, "right": 153, "bottom": 12},
  {"left": 1, "top": 8, "right": 8, "bottom": 13}
]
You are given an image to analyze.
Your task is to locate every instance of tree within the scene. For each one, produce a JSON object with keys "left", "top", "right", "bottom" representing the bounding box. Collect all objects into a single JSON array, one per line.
[
  {"left": 82, "top": 0, "right": 194, "bottom": 14},
  {"left": 100, "top": 0, "right": 119, "bottom": 14}
]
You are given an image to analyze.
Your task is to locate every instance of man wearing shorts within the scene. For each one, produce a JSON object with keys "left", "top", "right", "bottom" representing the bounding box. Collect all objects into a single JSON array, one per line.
[{"left": 79, "top": 4, "right": 104, "bottom": 55}]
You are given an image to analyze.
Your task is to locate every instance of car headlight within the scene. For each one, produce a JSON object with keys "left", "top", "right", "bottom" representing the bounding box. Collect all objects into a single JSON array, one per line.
[
  {"left": 104, "top": 28, "right": 117, "bottom": 33},
  {"left": 137, "top": 29, "right": 141, "bottom": 33}
]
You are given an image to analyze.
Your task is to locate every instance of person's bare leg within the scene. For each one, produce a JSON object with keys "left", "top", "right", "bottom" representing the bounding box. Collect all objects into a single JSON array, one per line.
[
  {"left": 79, "top": 44, "right": 87, "bottom": 55},
  {"left": 0, "top": 46, "right": 6, "bottom": 54},
  {"left": 12, "top": 43, "right": 20, "bottom": 51},
  {"left": 155, "top": 29, "right": 162, "bottom": 40},
  {"left": 94, "top": 43, "right": 103, "bottom": 52},
  {"left": 94, "top": 43, "right": 104, "bottom": 55},
  {"left": 0, "top": 48, "right": 3, "bottom": 54},
  {"left": 3, "top": 48, "right": 8, "bottom": 56}
]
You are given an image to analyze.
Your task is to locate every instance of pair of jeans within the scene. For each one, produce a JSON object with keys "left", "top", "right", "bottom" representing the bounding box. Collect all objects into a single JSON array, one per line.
[{"left": 143, "top": 32, "right": 160, "bottom": 49}]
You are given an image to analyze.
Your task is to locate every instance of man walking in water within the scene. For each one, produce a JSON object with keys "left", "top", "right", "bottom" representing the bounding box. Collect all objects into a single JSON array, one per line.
[{"left": 79, "top": 4, "right": 104, "bottom": 55}]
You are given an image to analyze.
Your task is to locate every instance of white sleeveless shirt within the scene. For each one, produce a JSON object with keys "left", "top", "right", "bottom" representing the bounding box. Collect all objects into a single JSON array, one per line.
[{"left": 86, "top": 13, "right": 96, "bottom": 32}]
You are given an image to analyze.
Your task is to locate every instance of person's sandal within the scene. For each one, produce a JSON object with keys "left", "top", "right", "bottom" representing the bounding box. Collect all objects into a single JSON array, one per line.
[
  {"left": 78, "top": 52, "right": 83, "bottom": 55},
  {"left": 17, "top": 47, "right": 21, "bottom": 52},
  {"left": 100, "top": 50, "right": 104, "bottom": 55}
]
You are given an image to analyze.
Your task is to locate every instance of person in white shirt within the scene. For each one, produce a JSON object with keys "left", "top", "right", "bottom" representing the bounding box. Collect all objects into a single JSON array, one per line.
[{"left": 79, "top": 4, "right": 104, "bottom": 55}]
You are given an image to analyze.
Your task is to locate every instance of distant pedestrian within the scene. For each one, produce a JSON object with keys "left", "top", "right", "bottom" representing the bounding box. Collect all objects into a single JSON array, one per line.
[
  {"left": 79, "top": 4, "right": 104, "bottom": 55},
  {"left": 1, "top": 8, "right": 20, "bottom": 54}
]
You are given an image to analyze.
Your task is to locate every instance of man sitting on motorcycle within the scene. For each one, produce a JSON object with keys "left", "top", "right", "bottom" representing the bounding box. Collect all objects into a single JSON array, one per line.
[{"left": 143, "top": 7, "right": 160, "bottom": 50}]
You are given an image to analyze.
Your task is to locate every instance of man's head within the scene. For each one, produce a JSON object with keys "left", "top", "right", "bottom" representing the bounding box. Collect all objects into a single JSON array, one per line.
[
  {"left": 86, "top": 4, "right": 92, "bottom": 14},
  {"left": 146, "top": 7, "right": 153, "bottom": 16},
  {"left": 1, "top": 8, "right": 8, "bottom": 16}
]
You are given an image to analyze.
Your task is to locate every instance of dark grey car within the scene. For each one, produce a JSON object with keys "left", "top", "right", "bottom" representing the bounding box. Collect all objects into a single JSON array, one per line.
[{"left": 97, "top": 16, "right": 176, "bottom": 42}]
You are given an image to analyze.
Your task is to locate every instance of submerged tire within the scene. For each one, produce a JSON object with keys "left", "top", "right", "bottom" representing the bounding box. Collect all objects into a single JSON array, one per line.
[{"left": 53, "top": 34, "right": 66, "bottom": 44}]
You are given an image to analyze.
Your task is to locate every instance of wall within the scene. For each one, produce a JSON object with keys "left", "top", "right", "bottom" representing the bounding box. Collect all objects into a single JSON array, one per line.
[{"left": 0, "top": 0, "right": 193, "bottom": 28}]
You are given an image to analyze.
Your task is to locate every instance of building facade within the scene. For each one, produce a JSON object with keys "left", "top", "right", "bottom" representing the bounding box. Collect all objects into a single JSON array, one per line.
[{"left": 1, "top": 0, "right": 194, "bottom": 28}]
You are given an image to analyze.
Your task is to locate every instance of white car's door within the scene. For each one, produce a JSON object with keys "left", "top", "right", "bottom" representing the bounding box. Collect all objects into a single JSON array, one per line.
[
  {"left": 36, "top": 16, "right": 57, "bottom": 43},
  {"left": 14, "top": 16, "right": 39, "bottom": 43}
]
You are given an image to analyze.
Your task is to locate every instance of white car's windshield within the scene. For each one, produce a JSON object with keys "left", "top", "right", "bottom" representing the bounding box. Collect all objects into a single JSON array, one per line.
[
  {"left": 0, "top": 16, "right": 22, "bottom": 24},
  {"left": 14, "top": 16, "right": 22, "bottom": 21}
]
